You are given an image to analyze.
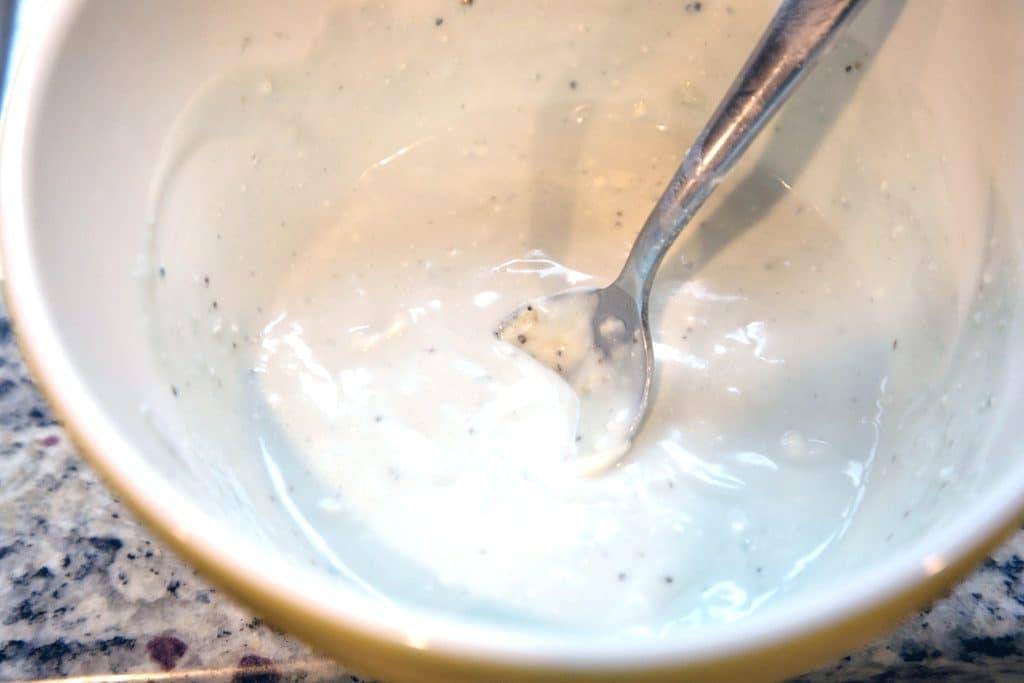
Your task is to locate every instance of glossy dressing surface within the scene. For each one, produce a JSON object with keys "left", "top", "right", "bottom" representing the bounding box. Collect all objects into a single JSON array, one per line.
[{"left": 144, "top": 1, "right": 1014, "bottom": 635}]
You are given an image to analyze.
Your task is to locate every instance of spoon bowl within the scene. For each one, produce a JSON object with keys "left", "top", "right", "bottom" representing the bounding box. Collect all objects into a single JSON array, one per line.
[{"left": 497, "top": 282, "right": 652, "bottom": 474}]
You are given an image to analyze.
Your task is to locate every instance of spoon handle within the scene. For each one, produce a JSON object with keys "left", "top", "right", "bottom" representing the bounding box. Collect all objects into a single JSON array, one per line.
[{"left": 614, "top": 0, "right": 863, "bottom": 302}]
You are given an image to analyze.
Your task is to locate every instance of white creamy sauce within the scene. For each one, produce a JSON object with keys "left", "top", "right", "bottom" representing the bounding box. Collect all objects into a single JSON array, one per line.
[
  {"left": 145, "top": 1, "right": 981, "bottom": 632},
  {"left": 496, "top": 289, "right": 648, "bottom": 474}
]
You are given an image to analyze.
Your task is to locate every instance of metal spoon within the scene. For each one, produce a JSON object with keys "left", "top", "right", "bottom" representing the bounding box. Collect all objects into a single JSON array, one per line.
[{"left": 497, "top": 0, "right": 863, "bottom": 474}]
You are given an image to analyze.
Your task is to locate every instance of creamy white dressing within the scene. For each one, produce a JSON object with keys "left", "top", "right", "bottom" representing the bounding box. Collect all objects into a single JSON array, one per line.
[
  {"left": 496, "top": 289, "right": 647, "bottom": 473},
  {"left": 145, "top": 1, "right": 975, "bottom": 632}
]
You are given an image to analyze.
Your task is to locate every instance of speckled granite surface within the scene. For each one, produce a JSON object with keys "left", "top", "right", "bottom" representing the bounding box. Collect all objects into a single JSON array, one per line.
[{"left": 1, "top": 297, "right": 1024, "bottom": 683}]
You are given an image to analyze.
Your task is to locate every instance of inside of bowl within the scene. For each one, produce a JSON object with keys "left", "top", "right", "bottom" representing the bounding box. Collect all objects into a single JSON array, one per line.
[{"left": 16, "top": 0, "right": 1024, "bottom": 638}]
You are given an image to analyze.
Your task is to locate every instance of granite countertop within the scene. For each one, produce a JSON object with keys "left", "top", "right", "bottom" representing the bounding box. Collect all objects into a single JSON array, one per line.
[{"left": 1, "top": 296, "right": 1023, "bottom": 683}]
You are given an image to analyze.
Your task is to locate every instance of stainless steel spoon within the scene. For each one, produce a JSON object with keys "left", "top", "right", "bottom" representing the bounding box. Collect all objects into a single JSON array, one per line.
[{"left": 497, "top": 0, "right": 864, "bottom": 474}]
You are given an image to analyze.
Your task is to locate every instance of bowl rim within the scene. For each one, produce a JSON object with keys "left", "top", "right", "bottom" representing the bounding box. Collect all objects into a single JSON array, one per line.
[{"left": 3, "top": 0, "right": 1024, "bottom": 677}]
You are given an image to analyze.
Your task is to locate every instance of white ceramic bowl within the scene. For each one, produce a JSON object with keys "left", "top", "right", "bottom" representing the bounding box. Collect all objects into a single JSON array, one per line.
[{"left": 3, "top": 2, "right": 1023, "bottom": 681}]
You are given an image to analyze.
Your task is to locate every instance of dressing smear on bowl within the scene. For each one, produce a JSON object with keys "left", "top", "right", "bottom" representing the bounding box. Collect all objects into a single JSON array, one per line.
[{"left": 143, "top": 1, "right": 1011, "bottom": 634}]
